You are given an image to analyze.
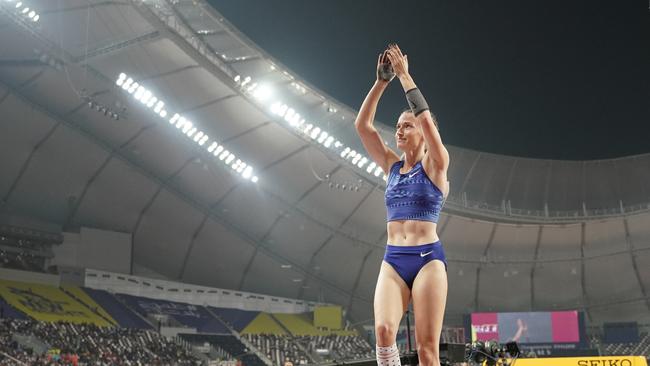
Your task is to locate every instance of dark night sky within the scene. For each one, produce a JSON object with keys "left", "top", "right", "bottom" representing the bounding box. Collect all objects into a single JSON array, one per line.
[{"left": 208, "top": 0, "right": 650, "bottom": 160}]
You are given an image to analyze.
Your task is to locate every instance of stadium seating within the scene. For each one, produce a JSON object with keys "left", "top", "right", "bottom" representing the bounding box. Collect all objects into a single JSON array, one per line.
[
  {"left": 181, "top": 333, "right": 267, "bottom": 366},
  {"left": 0, "top": 318, "right": 200, "bottom": 365},
  {"left": 0, "top": 280, "right": 437, "bottom": 365},
  {"left": 0, "top": 250, "right": 45, "bottom": 273},
  {"left": 305, "top": 334, "right": 374, "bottom": 361},
  {"left": 244, "top": 333, "right": 311, "bottom": 365},
  {"left": 600, "top": 332, "right": 650, "bottom": 359},
  {"left": 237, "top": 313, "right": 372, "bottom": 364}
]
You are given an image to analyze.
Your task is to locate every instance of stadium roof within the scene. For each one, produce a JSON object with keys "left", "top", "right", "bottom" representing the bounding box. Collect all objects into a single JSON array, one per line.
[{"left": 0, "top": 0, "right": 648, "bottom": 325}]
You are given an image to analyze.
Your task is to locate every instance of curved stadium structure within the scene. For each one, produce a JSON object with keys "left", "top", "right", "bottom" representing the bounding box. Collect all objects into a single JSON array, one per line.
[{"left": 0, "top": 0, "right": 648, "bottom": 339}]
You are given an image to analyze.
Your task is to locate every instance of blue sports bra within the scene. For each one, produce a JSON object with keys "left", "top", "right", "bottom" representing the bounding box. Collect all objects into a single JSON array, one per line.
[{"left": 384, "top": 160, "right": 445, "bottom": 223}]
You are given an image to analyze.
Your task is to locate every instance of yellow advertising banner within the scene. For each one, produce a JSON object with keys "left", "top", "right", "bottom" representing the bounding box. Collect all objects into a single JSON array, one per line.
[
  {"left": 0, "top": 279, "right": 112, "bottom": 326},
  {"left": 512, "top": 356, "right": 648, "bottom": 366},
  {"left": 314, "top": 305, "right": 342, "bottom": 330}
]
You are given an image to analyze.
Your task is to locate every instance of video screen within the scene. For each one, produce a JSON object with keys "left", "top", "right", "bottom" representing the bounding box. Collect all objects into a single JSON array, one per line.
[{"left": 471, "top": 311, "right": 580, "bottom": 344}]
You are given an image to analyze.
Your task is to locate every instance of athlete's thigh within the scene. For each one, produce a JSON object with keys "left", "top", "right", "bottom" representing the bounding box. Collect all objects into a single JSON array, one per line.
[
  {"left": 374, "top": 261, "right": 411, "bottom": 329},
  {"left": 411, "top": 260, "right": 448, "bottom": 345}
]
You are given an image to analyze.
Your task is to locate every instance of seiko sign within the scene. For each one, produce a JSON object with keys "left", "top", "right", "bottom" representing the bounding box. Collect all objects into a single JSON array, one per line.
[
  {"left": 577, "top": 360, "right": 633, "bottom": 366},
  {"left": 513, "top": 356, "right": 647, "bottom": 366}
]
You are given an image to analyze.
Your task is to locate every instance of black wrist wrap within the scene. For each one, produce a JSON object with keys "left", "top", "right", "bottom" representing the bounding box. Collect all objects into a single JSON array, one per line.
[{"left": 405, "top": 87, "right": 429, "bottom": 117}]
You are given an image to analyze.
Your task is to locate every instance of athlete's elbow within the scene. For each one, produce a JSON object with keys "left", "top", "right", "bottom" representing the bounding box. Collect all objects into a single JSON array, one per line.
[{"left": 354, "top": 119, "right": 373, "bottom": 133}]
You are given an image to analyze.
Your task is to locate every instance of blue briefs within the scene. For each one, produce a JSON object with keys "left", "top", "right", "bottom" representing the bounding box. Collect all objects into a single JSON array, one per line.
[{"left": 383, "top": 241, "right": 447, "bottom": 289}]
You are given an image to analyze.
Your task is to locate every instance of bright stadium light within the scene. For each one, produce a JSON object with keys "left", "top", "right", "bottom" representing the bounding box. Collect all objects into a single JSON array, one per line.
[
  {"left": 32, "top": 14, "right": 39, "bottom": 22},
  {"left": 252, "top": 84, "right": 273, "bottom": 101},
  {"left": 289, "top": 113, "right": 300, "bottom": 127},
  {"left": 141, "top": 90, "right": 152, "bottom": 104},
  {"left": 284, "top": 108, "right": 295, "bottom": 122},
  {"left": 317, "top": 131, "right": 328, "bottom": 144},
  {"left": 238, "top": 76, "right": 389, "bottom": 182},
  {"left": 242, "top": 166, "right": 253, "bottom": 179},
  {"left": 116, "top": 72, "right": 259, "bottom": 183},
  {"left": 207, "top": 142, "right": 218, "bottom": 153},
  {"left": 357, "top": 157, "right": 368, "bottom": 168},
  {"left": 116, "top": 73, "right": 126, "bottom": 86},
  {"left": 134, "top": 86, "right": 145, "bottom": 100},
  {"left": 270, "top": 102, "right": 282, "bottom": 114},
  {"left": 182, "top": 121, "right": 193, "bottom": 134},
  {"left": 277, "top": 104, "right": 288, "bottom": 117},
  {"left": 146, "top": 96, "right": 157, "bottom": 108},
  {"left": 291, "top": 114, "right": 301, "bottom": 127},
  {"left": 122, "top": 78, "right": 133, "bottom": 90},
  {"left": 251, "top": 176, "right": 259, "bottom": 183},
  {"left": 296, "top": 118, "right": 305, "bottom": 129},
  {"left": 310, "top": 127, "right": 321, "bottom": 140}
]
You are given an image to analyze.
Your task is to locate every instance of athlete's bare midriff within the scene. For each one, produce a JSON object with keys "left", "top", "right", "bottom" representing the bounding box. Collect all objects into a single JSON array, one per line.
[{"left": 386, "top": 220, "right": 439, "bottom": 246}]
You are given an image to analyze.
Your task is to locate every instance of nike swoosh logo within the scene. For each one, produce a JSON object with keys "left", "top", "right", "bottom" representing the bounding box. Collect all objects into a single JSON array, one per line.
[
  {"left": 408, "top": 169, "right": 420, "bottom": 178},
  {"left": 420, "top": 250, "right": 433, "bottom": 257}
]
